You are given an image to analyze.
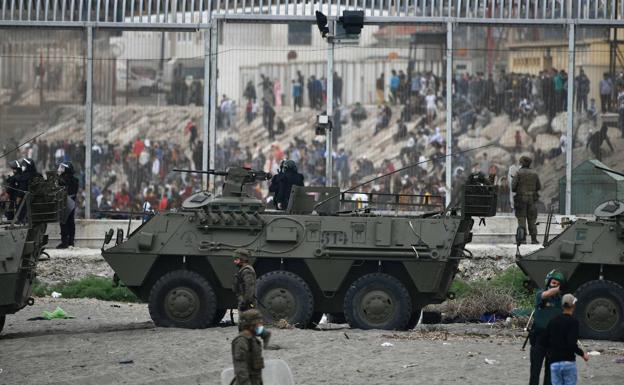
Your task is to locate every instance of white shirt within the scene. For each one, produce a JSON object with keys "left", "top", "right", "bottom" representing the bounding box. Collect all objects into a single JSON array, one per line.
[{"left": 426, "top": 94, "right": 437, "bottom": 110}]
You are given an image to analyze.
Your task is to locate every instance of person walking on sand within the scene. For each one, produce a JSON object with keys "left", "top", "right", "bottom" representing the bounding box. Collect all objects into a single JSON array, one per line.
[{"left": 538, "top": 294, "right": 589, "bottom": 385}]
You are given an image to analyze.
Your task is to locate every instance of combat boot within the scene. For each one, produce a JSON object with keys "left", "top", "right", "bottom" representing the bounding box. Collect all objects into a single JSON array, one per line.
[{"left": 531, "top": 235, "right": 539, "bottom": 244}]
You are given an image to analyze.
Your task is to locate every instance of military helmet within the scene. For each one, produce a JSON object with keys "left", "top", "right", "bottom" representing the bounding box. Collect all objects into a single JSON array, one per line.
[
  {"left": 519, "top": 155, "right": 532, "bottom": 167},
  {"left": 239, "top": 309, "right": 263, "bottom": 328},
  {"left": 233, "top": 248, "right": 252, "bottom": 261},
  {"left": 9, "top": 159, "right": 21, "bottom": 170},
  {"left": 545, "top": 269, "right": 566, "bottom": 285},
  {"left": 283, "top": 160, "right": 297, "bottom": 171}
]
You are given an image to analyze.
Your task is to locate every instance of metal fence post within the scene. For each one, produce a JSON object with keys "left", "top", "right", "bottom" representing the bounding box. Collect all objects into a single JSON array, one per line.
[
  {"left": 202, "top": 29, "right": 210, "bottom": 188},
  {"left": 566, "top": 22, "right": 575, "bottom": 215},
  {"left": 209, "top": 19, "right": 218, "bottom": 192},
  {"left": 326, "top": 19, "right": 335, "bottom": 187},
  {"left": 85, "top": 25, "right": 93, "bottom": 219},
  {"left": 445, "top": 21, "right": 453, "bottom": 208}
]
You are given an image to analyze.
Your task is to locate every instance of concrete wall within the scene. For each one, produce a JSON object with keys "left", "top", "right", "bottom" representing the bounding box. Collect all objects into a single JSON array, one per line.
[{"left": 48, "top": 215, "right": 585, "bottom": 248}]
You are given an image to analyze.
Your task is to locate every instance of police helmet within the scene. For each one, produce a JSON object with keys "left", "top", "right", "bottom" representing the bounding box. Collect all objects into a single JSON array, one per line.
[
  {"left": 58, "top": 161, "right": 75, "bottom": 175},
  {"left": 9, "top": 159, "right": 21, "bottom": 170},
  {"left": 519, "top": 155, "right": 532, "bottom": 167},
  {"left": 545, "top": 269, "right": 565, "bottom": 286},
  {"left": 233, "top": 248, "right": 252, "bottom": 262},
  {"left": 283, "top": 160, "right": 297, "bottom": 171},
  {"left": 20, "top": 157, "right": 36, "bottom": 172},
  {"left": 239, "top": 309, "right": 263, "bottom": 328}
]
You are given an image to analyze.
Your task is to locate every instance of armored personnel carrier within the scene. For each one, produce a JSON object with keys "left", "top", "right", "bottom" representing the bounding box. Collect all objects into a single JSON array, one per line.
[
  {"left": 517, "top": 165, "right": 624, "bottom": 340},
  {"left": 102, "top": 168, "right": 496, "bottom": 330},
  {"left": 0, "top": 174, "right": 66, "bottom": 334}
]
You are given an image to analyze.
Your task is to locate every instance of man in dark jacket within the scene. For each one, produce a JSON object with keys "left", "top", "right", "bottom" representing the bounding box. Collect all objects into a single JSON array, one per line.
[
  {"left": 539, "top": 294, "right": 589, "bottom": 385},
  {"left": 528, "top": 270, "right": 565, "bottom": 385},
  {"left": 5, "top": 159, "right": 21, "bottom": 220},
  {"left": 58, "top": 161, "right": 79, "bottom": 248},
  {"left": 268, "top": 160, "right": 304, "bottom": 210},
  {"left": 16, "top": 158, "right": 42, "bottom": 223}
]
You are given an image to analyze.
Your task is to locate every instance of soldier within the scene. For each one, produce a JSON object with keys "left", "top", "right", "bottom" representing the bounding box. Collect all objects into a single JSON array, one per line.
[
  {"left": 268, "top": 160, "right": 304, "bottom": 210},
  {"left": 233, "top": 248, "right": 258, "bottom": 311},
  {"left": 232, "top": 309, "right": 265, "bottom": 385},
  {"left": 528, "top": 270, "right": 565, "bottom": 385},
  {"left": 232, "top": 248, "right": 274, "bottom": 349},
  {"left": 57, "top": 162, "right": 79, "bottom": 249},
  {"left": 512, "top": 155, "right": 541, "bottom": 244}
]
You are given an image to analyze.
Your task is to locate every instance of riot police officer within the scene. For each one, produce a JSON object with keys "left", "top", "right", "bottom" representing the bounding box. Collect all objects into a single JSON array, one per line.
[
  {"left": 268, "top": 160, "right": 304, "bottom": 210},
  {"left": 4, "top": 159, "right": 22, "bottom": 220},
  {"left": 512, "top": 156, "right": 541, "bottom": 244},
  {"left": 15, "top": 158, "right": 42, "bottom": 222},
  {"left": 57, "top": 162, "right": 79, "bottom": 249},
  {"left": 528, "top": 270, "right": 565, "bottom": 385},
  {"left": 232, "top": 309, "right": 265, "bottom": 385}
]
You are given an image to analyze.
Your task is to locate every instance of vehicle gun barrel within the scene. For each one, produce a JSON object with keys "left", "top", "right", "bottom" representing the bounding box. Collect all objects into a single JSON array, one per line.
[{"left": 173, "top": 168, "right": 228, "bottom": 176}]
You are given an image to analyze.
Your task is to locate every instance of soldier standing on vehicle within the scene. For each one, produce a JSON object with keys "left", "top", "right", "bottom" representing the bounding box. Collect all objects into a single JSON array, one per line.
[
  {"left": 5, "top": 159, "right": 22, "bottom": 220},
  {"left": 528, "top": 270, "right": 565, "bottom": 385},
  {"left": 268, "top": 160, "right": 304, "bottom": 210},
  {"left": 233, "top": 249, "right": 274, "bottom": 349},
  {"left": 512, "top": 155, "right": 541, "bottom": 244},
  {"left": 57, "top": 162, "right": 79, "bottom": 249},
  {"left": 232, "top": 309, "right": 265, "bottom": 385}
]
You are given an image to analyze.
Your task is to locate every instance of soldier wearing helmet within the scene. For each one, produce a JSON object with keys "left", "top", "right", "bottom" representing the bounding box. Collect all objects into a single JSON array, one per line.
[
  {"left": 528, "top": 270, "right": 565, "bottom": 385},
  {"left": 232, "top": 309, "right": 265, "bottom": 385},
  {"left": 232, "top": 249, "right": 273, "bottom": 349},
  {"left": 268, "top": 159, "right": 304, "bottom": 210},
  {"left": 57, "top": 162, "right": 79, "bottom": 249},
  {"left": 233, "top": 249, "right": 257, "bottom": 312},
  {"left": 512, "top": 155, "right": 541, "bottom": 244}
]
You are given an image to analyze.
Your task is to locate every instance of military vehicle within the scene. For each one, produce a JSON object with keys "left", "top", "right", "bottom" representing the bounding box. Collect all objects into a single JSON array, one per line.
[
  {"left": 0, "top": 174, "right": 66, "bottom": 334},
  {"left": 517, "top": 165, "right": 624, "bottom": 340},
  {"left": 102, "top": 167, "right": 496, "bottom": 330}
]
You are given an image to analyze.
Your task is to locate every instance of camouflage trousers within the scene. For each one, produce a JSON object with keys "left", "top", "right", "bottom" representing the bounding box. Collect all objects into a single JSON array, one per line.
[{"left": 515, "top": 198, "right": 538, "bottom": 237}]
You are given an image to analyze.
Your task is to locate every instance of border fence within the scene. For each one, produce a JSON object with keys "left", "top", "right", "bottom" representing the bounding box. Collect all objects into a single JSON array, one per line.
[{"left": 1, "top": 0, "right": 623, "bottom": 217}]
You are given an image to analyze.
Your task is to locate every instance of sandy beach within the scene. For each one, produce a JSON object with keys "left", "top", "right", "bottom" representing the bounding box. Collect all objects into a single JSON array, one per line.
[{"left": 1, "top": 298, "right": 622, "bottom": 385}]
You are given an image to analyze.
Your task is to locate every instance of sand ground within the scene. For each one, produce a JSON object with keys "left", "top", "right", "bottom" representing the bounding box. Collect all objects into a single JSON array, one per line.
[{"left": 1, "top": 299, "right": 622, "bottom": 385}]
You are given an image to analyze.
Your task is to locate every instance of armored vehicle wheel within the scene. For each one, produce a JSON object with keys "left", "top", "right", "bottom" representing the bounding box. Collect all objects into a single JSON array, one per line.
[
  {"left": 148, "top": 270, "right": 217, "bottom": 329},
  {"left": 344, "top": 273, "right": 412, "bottom": 330},
  {"left": 256, "top": 271, "right": 314, "bottom": 328},
  {"left": 575, "top": 280, "right": 624, "bottom": 340},
  {"left": 211, "top": 309, "right": 227, "bottom": 326},
  {"left": 0, "top": 315, "right": 5, "bottom": 334}
]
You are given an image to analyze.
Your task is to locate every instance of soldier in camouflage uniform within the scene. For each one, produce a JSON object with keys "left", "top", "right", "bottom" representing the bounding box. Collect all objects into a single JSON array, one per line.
[
  {"left": 233, "top": 249, "right": 257, "bottom": 311},
  {"left": 232, "top": 309, "right": 265, "bottom": 385},
  {"left": 232, "top": 248, "right": 273, "bottom": 348},
  {"left": 512, "top": 156, "right": 541, "bottom": 244}
]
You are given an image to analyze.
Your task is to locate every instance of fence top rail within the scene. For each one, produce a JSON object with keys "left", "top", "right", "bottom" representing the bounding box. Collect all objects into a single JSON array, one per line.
[{"left": 0, "top": 1, "right": 623, "bottom": 27}]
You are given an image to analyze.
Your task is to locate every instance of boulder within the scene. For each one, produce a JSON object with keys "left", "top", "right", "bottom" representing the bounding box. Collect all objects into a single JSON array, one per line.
[
  {"left": 534, "top": 133, "right": 561, "bottom": 152},
  {"left": 479, "top": 115, "right": 510, "bottom": 140},
  {"left": 487, "top": 147, "right": 513, "bottom": 166},
  {"left": 551, "top": 113, "right": 567, "bottom": 134},
  {"left": 527, "top": 115, "right": 550, "bottom": 137},
  {"left": 458, "top": 136, "right": 490, "bottom": 151}
]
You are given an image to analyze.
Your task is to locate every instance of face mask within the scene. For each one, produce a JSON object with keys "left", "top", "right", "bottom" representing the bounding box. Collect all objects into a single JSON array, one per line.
[{"left": 255, "top": 325, "right": 264, "bottom": 335}]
